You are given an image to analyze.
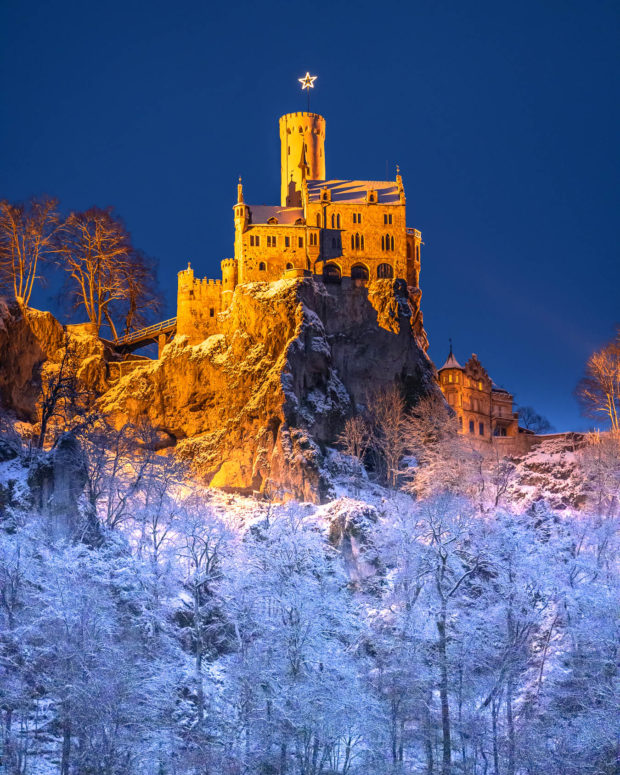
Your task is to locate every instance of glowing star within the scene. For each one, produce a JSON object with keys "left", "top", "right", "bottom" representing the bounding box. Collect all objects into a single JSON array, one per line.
[{"left": 298, "top": 72, "right": 317, "bottom": 90}]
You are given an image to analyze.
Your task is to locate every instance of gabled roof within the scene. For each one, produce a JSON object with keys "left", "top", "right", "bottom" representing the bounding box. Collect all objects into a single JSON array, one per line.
[
  {"left": 306, "top": 179, "right": 401, "bottom": 204},
  {"left": 438, "top": 351, "right": 464, "bottom": 371}
]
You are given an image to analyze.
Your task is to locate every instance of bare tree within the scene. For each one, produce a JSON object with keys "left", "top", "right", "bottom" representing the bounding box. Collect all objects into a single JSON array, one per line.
[
  {"left": 56, "top": 207, "right": 160, "bottom": 340},
  {"left": 367, "top": 384, "right": 408, "bottom": 488},
  {"left": 337, "top": 415, "right": 371, "bottom": 461},
  {"left": 576, "top": 329, "right": 620, "bottom": 431},
  {"left": 517, "top": 405, "right": 553, "bottom": 433},
  {"left": 0, "top": 196, "right": 60, "bottom": 307}
]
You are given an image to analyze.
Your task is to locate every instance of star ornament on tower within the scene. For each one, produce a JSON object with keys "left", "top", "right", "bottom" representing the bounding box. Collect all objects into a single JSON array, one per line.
[{"left": 298, "top": 72, "right": 317, "bottom": 90}]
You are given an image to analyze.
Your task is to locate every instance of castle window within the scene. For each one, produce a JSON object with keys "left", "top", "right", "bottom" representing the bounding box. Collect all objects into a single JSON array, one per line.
[
  {"left": 267, "top": 235, "right": 277, "bottom": 247},
  {"left": 458, "top": 416, "right": 463, "bottom": 428},
  {"left": 336, "top": 213, "right": 341, "bottom": 228},
  {"left": 267, "top": 217, "right": 279, "bottom": 225},
  {"left": 323, "top": 263, "right": 341, "bottom": 283},
  {"left": 249, "top": 234, "right": 261, "bottom": 247},
  {"left": 478, "top": 381, "right": 483, "bottom": 391},
  {"left": 390, "top": 235, "right": 394, "bottom": 251},
  {"left": 469, "top": 420, "right": 475, "bottom": 434},
  {"left": 353, "top": 212, "right": 362, "bottom": 224},
  {"left": 209, "top": 308, "right": 215, "bottom": 318},
  {"left": 309, "top": 232, "right": 318, "bottom": 246},
  {"left": 377, "top": 263, "right": 393, "bottom": 279},
  {"left": 298, "top": 236, "right": 303, "bottom": 247},
  {"left": 449, "top": 373, "right": 453, "bottom": 383},
  {"left": 258, "top": 262, "right": 266, "bottom": 271},
  {"left": 285, "top": 236, "right": 290, "bottom": 248},
  {"left": 361, "top": 235, "right": 365, "bottom": 250},
  {"left": 316, "top": 214, "right": 321, "bottom": 227},
  {"left": 351, "top": 263, "right": 369, "bottom": 283},
  {"left": 479, "top": 422, "right": 484, "bottom": 436},
  {"left": 383, "top": 213, "right": 393, "bottom": 225},
  {"left": 286, "top": 262, "right": 294, "bottom": 270}
]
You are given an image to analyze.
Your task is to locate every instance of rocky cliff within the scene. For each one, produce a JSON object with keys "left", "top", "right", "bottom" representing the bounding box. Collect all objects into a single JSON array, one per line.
[
  {"left": 0, "top": 279, "right": 436, "bottom": 501},
  {"left": 99, "top": 278, "right": 437, "bottom": 500}
]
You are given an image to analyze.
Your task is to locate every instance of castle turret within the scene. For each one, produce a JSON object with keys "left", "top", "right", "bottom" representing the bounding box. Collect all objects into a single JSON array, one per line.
[
  {"left": 221, "top": 258, "right": 238, "bottom": 307},
  {"left": 279, "top": 112, "right": 326, "bottom": 207},
  {"left": 233, "top": 177, "right": 250, "bottom": 283}
]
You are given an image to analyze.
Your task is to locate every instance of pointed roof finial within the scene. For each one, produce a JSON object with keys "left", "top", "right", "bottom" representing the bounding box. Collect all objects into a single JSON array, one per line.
[
  {"left": 438, "top": 338, "right": 464, "bottom": 371},
  {"left": 237, "top": 176, "right": 244, "bottom": 204}
]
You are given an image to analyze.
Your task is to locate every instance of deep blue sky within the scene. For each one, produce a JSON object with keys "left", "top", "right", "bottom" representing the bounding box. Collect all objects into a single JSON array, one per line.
[{"left": 1, "top": 0, "right": 618, "bottom": 431}]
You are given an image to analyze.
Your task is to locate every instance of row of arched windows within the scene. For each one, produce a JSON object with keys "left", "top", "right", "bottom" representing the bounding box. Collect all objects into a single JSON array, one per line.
[{"left": 322, "top": 262, "right": 394, "bottom": 283}]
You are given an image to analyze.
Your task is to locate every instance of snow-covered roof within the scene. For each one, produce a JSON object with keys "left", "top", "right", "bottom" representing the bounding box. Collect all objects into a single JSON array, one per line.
[
  {"left": 438, "top": 352, "right": 463, "bottom": 371},
  {"left": 306, "top": 179, "right": 401, "bottom": 204},
  {"left": 248, "top": 205, "right": 304, "bottom": 225}
]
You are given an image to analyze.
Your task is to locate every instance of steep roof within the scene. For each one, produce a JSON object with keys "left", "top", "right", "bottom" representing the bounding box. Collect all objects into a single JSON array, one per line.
[
  {"left": 438, "top": 351, "right": 464, "bottom": 371},
  {"left": 306, "top": 179, "right": 401, "bottom": 204}
]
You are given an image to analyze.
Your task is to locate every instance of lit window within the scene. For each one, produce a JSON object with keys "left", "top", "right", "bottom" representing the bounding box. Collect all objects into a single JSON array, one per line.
[
  {"left": 478, "top": 381, "right": 483, "bottom": 391},
  {"left": 449, "top": 373, "right": 452, "bottom": 383}
]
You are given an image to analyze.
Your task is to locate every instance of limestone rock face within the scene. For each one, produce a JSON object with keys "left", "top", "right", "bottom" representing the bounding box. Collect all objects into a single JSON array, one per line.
[
  {"left": 100, "top": 278, "right": 437, "bottom": 501},
  {"left": 0, "top": 302, "right": 111, "bottom": 421},
  {"left": 0, "top": 301, "right": 65, "bottom": 420}
]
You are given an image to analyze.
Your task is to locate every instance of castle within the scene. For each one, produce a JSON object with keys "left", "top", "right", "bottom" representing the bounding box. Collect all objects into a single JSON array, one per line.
[
  {"left": 437, "top": 345, "right": 520, "bottom": 440},
  {"left": 176, "top": 111, "right": 423, "bottom": 344}
]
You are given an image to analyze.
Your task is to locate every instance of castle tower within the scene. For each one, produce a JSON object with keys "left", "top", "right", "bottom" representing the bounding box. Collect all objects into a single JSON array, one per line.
[{"left": 279, "top": 112, "right": 326, "bottom": 207}]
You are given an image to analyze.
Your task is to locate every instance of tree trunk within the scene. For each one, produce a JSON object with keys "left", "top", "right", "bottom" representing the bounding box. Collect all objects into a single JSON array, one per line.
[
  {"left": 437, "top": 601, "right": 451, "bottom": 775},
  {"left": 506, "top": 677, "right": 515, "bottom": 775}
]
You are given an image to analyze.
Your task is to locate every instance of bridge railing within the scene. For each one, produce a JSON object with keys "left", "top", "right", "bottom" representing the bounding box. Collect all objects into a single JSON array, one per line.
[{"left": 116, "top": 317, "right": 177, "bottom": 346}]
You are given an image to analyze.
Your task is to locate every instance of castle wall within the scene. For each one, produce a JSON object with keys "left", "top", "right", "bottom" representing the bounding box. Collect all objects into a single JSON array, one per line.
[{"left": 177, "top": 266, "right": 223, "bottom": 345}]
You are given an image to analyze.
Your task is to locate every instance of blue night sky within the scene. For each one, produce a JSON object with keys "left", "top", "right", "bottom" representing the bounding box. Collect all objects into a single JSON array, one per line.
[{"left": 1, "top": 0, "right": 618, "bottom": 432}]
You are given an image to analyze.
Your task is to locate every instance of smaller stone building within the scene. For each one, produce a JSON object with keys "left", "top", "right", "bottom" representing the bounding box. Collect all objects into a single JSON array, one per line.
[{"left": 437, "top": 346, "right": 519, "bottom": 440}]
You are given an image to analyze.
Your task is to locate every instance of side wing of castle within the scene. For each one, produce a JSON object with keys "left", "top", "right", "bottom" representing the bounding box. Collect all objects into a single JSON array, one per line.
[{"left": 177, "top": 111, "right": 423, "bottom": 343}]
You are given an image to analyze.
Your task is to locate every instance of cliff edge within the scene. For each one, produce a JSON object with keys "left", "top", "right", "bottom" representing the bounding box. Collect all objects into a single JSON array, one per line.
[{"left": 99, "top": 278, "right": 437, "bottom": 500}]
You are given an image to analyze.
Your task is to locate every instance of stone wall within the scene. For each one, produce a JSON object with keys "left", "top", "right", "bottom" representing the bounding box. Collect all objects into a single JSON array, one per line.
[{"left": 177, "top": 266, "right": 223, "bottom": 345}]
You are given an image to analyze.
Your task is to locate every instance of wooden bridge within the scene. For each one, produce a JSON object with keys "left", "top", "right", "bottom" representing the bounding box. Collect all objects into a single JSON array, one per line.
[{"left": 108, "top": 317, "right": 177, "bottom": 355}]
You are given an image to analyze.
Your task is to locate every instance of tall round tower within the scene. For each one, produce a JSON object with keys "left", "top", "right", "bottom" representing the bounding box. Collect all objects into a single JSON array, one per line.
[{"left": 279, "top": 112, "right": 326, "bottom": 207}]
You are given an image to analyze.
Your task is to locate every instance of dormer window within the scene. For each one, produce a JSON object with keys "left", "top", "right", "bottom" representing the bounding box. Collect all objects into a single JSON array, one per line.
[
  {"left": 294, "top": 217, "right": 305, "bottom": 226},
  {"left": 267, "top": 217, "right": 278, "bottom": 225},
  {"left": 321, "top": 188, "right": 331, "bottom": 202},
  {"left": 366, "top": 189, "right": 377, "bottom": 204}
]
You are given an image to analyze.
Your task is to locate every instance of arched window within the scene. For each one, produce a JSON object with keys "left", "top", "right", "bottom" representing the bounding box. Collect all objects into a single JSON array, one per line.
[
  {"left": 390, "top": 235, "right": 395, "bottom": 251},
  {"left": 351, "top": 264, "right": 369, "bottom": 284},
  {"left": 377, "top": 263, "right": 393, "bottom": 279},
  {"left": 258, "top": 262, "right": 266, "bottom": 271},
  {"left": 336, "top": 213, "right": 341, "bottom": 228},
  {"left": 331, "top": 213, "right": 335, "bottom": 228},
  {"left": 267, "top": 217, "right": 278, "bottom": 225},
  {"left": 361, "top": 235, "right": 365, "bottom": 250},
  {"left": 351, "top": 235, "right": 355, "bottom": 250},
  {"left": 381, "top": 235, "right": 385, "bottom": 251},
  {"left": 323, "top": 263, "right": 342, "bottom": 283},
  {"left": 286, "top": 262, "right": 294, "bottom": 270},
  {"left": 316, "top": 214, "right": 321, "bottom": 227},
  {"left": 354, "top": 233, "right": 360, "bottom": 250}
]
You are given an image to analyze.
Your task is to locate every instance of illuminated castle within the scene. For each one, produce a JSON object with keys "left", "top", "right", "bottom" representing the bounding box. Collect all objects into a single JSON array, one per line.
[{"left": 176, "top": 110, "right": 423, "bottom": 344}]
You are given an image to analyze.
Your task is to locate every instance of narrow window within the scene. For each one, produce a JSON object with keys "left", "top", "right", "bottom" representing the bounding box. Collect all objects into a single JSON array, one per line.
[
  {"left": 316, "top": 214, "right": 321, "bottom": 227},
  {"left": 390, "top": 235, "right": 394, "bottom": 251},
  {"left": 336, "top": 213, "right": 341, "bottom": 228},
  {"left": 469, "top": 420, "right": 475, "bottom": 434},
  {"left": 256, "top": 235, "right": 260, "bottom": 247},
  {"left": 479, "top": 422, "right": 484, "bottom": 436},
  {"left": 298, "top": 236, "right": 303, "bottom": 247},
  {"left": 448, "top": 373, "right": 453, "bottom": 383},
  {"left": 361, "top": 235, "right": 365, "bottom": 250},
  {"left": 331, "top": 213, "right": 335, "bottom": 228},
  {"left": 381, "top": 235, "right": 385, "bottom": 251},
  {"left": 250, "top": 235, "right": 254, "bottom": 246},
  {"left": 209, "top": 308, "right": 214, "bottom": 317},
  {"left": 285, "top": 236, "right": 290, "bottom": 248}
]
